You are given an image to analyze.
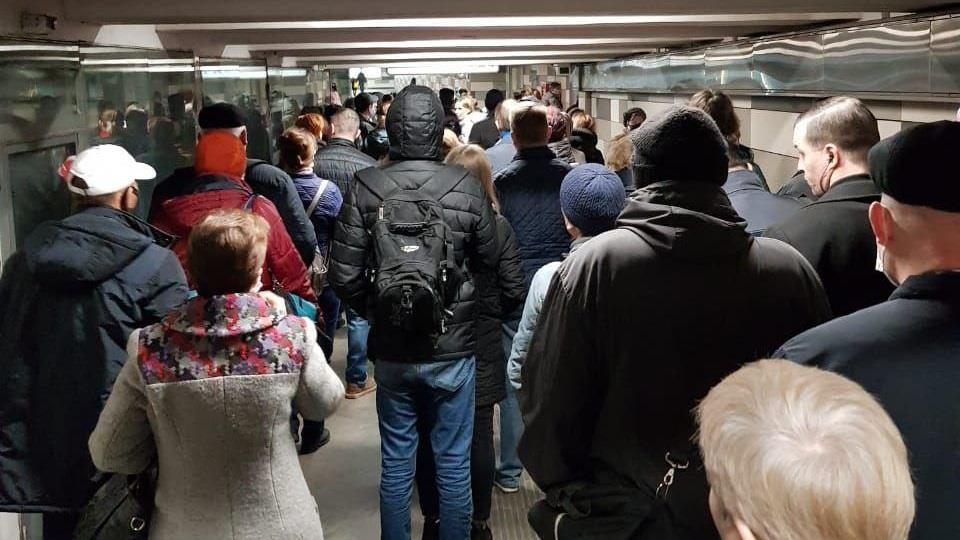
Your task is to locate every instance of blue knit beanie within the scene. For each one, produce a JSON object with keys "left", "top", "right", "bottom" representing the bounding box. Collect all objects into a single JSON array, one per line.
[{"left": 560, "top": 164, "right": 627, "bottom": 236}]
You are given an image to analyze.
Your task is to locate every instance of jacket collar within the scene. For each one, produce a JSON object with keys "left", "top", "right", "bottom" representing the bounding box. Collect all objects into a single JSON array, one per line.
[
  {"left": 327, "top": 137, "right": 360, "bottom": 150},
  {"left": 891, "top": 271, "right": 960, "bottom": 303},
  {"left": 514, "top": 146, "right": 556, "bottom": 161},
  {"left": 723, "top": 169, "right": 766, "bottom": 194},
  {"left": 569, "top": 236, "right": 591, "bottom": 255},
  {"left": 80, "top": 205, "right": 175, "bottom": 248},
  {"left": 164, "top": 293, "right": 284, "bottom": 337},
  {"left": 814, "top": 174, "right": 878, "bottom": 204}
]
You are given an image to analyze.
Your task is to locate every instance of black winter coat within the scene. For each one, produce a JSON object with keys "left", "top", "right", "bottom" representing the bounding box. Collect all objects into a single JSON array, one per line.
[
  {"left": 0, "top": 207, "right": 189, "bottom": 513},
  {"left": 570, "top": 127, "right": 604, "bottom": 164},
  {"left": 150, "top": 159, "right": 317, "bottom": 265},
  {"left": 473, "top": 215, "right": 526, "bottom": 406},
  {"left": 776, "top": 271, "right": 960, "bottom": 540},
  {"left": 519, "top": 181, "right": 831, "bottom": 538},
  {"left": 329, "top": 85, "right": 500, "bottom": 363},
  {"left": 494, "top": 146, "right": 572, "bottom": 286},
  {"left": 765, "top": 174, "right": 894, "bottom": 318},
  {"left": 776, "top": 169, "right": 818, "bottom": 203},
  {"left": 313, "top": 137, "right": 377, "bottom": 198}
]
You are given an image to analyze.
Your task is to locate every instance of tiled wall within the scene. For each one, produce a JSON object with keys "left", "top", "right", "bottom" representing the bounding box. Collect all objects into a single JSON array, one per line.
[{"left": 581, "top": 91, "right": 959, "bottom": 192}]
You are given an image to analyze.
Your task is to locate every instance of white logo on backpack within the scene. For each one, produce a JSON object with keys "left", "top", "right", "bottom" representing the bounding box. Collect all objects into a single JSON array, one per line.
[{"left": 401, "top": 245, "right": 420, "bottom": 253}]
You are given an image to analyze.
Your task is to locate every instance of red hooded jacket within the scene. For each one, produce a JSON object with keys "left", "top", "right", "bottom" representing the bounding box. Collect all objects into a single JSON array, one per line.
[{"left": 150, "top": 174, "right": 315, "bottom": 301}]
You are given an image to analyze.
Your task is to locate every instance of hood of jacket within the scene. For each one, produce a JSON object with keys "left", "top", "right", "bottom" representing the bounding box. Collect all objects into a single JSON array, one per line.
[
  {"left": 548, "top": 139, "right": 576, "bottom": 164},
  {"left": 570, "top": 128, "right": 598, "bottom": 148},
  {"left": 163, "top": 293, "right": 283, "bottom": 338},
  {"left": 617, "top": 180, "right": 750, "bottom": 261},
  {"left": 23, "top": 206, "right": 166, "bottom": 287},
  {"left": 386, "top": 85, "right": 444, "bottom": 161},
  {"left": 724, "top": 169, "right": 767, "bottom": 194}
]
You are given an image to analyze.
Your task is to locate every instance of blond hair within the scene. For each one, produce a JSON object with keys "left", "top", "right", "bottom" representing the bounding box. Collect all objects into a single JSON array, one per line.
[
  {"left": 445, "top": 144, "right": 500, "bottom": 213},
  {"left": 605, "top": 133, "right": 634, "bottom": 172},
  {"left": 496, "top": 99, "right": 518, "bottom": 132},
  {"left": 188, "top": 209, "right": 270, "bottom": 296},
  {"left": 441, "top": 128, "right": 463, "bottom": 158},
  {"left": 458, "top": 96, "right": 478, "bottom": 113},
  {"left": 697, "top": 359, "right": 915, "bottom": 540}
]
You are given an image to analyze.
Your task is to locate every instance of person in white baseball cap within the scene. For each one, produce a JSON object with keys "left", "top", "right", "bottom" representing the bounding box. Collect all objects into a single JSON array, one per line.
[
  {"left": 0, "top": 144, "right": 188, "bottom": 535},
  {"left": 66, "top": 144, "right": 156, "bottom": 210}
]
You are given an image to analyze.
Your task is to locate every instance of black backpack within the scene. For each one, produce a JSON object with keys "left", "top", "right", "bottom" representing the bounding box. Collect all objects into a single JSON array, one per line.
[{"left": 354, "top": 165, "right": 466, "bottom": 360}]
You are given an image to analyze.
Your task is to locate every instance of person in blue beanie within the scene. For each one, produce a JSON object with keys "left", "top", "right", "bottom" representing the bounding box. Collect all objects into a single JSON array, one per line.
[{"left": 508, "top": 163, "right": 626, "bottom": 390}]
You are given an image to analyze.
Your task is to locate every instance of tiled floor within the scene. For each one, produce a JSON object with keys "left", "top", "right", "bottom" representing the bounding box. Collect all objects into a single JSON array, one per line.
[{"left": 305, "top": 330, "right": 540, "bottom": 540}]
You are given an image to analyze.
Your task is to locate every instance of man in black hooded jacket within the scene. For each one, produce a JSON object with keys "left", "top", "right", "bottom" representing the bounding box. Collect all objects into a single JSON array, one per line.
[
  {"left": 0, "top": 145, "right": 189, "bottom": 537},
  {"left": 518, "top": 107, "right": 831, "bottom": 539},
  {"left": 329, "top": 85, "right": 499, "bottom": 539}
]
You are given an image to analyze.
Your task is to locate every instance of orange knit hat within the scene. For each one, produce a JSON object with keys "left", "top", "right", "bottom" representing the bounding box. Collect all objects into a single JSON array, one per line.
[{"left": 194, "top": 131, "right": 246, "bottom": 178}]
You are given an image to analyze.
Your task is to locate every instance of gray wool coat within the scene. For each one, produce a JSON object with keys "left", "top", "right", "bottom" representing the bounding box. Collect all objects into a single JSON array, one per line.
[{"left": 89, "top": 317, "right": 343, "bottom": 539}]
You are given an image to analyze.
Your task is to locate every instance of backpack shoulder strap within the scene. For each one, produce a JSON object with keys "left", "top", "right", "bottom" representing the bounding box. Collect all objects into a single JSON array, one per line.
[
  {"left": 305, "top": 180, "right": 329, "bottom": 216},
  {"left": 243, "top": 192, "right": 257, "bottom": 210},
  {"left": 354, "top": 167, "right": 398, "bottom": 202},
  {"left": 420, "top": 165, "right": 469, "bottom": 203}
]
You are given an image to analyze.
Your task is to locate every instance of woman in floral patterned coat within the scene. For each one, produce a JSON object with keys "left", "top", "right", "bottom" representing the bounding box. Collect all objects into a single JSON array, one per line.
[{"left": 89, "top": 209, "right": 344, "bottom": 540}]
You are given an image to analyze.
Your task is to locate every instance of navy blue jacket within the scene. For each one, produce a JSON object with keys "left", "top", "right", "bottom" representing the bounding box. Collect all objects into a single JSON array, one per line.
[
  {"left": 494, "top": 146, "right": 572, "bottom": 286},
  {"left": 776, "top": 271, "right": 960, "bottom": 540},
  {"left": 291, "top": 170, "right": 343, "bottom": 254},
  {"left": 724, "top": 169, "right": 801, "bottom": 236},
  {"left": 485, "top": 133, "right": 517, "bottom": 175},
  {"left": 0, "top": 207, "right": 189, "bottom": 513}
]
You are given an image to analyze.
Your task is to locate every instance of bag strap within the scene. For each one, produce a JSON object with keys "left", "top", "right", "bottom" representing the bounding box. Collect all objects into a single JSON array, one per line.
[
  {"left": 419, "top": 165, "right": 469, "bottom": 204},
  {"left": 354, "top": 166, "right": 399, "bottom": 202},
  {"left": 243, "top": 192, "right": 257, "bottom": 210},
  {"left": 305, "top": 179, "right": 329, "bottom": 216}
]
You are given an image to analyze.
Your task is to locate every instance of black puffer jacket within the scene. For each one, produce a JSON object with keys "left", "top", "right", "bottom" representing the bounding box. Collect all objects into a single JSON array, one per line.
[
  {"left": 0, "top": 207, "right": 189, "bottom": 513},
  {"left": 473, "top": 215, "right": 526, "bottom": 405},
  {"left": 314, "top": 137, "right": 377, "bottom": 197},
  {"left": 570, "top": 128, "right": 604, "bottom": 164},
  {"left": 329, "top": 85, "right": 500, "bottom": 362}
]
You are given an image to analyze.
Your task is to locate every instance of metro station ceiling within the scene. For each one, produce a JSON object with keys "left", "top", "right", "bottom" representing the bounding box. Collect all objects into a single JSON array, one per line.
[{"left": 66, "top": 0, "right": 959, "bottom": 67}]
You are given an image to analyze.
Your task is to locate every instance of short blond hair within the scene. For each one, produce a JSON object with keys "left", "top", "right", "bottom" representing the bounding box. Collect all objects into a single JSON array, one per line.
[
  {"left": 697, "top": 359, "right": 915, "bottom": 540},
  {"left": 511, "top": 103, "right": 548, "bottom": 148},
  {"left": 445, "top": 144, "right": 499, "bottom": 212},
  {"left": 496, "top": 99, "right": 518, "bottom": 131},
  {"left": 188, "top": 209, "right": 270, "bottom": 296}
]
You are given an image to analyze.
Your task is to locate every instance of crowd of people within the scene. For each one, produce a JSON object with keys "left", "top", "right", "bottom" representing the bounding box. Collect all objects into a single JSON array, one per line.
[{"left": 0, "top": 79, "right": 957, "bottom": 540}]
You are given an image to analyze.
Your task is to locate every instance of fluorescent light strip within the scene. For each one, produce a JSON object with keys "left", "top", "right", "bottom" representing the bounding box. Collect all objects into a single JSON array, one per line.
[
  {"left": 81, "top": 58, "right": 195, "bottom": 65},
  {"left": 157, "top": 13, "right": 863, "bottom": 31},
  {"left": 295, "top": 49, "right": 643, "bottom": 62},
  {"left": 388, "top": 65, "right": 499, "bottom": 75},
  {"left": 317, "top": 58, "right": 608, "bottom": 69},
  {"left": 247, "top": 37, "right": 706, "bottom": 51}
]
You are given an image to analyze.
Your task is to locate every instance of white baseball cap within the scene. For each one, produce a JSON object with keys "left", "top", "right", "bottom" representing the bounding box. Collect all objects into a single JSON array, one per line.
[{"left": 67, "top": 144, "right": 156, "bottom": 196}]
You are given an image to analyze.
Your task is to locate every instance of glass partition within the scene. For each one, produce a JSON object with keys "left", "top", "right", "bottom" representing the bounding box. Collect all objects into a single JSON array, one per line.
[
  {"left": 199, "top": 59, "right": 271, "bottom": 161},
  {"left": 80, "top": 46, "right": 198, "bottom": 217}
]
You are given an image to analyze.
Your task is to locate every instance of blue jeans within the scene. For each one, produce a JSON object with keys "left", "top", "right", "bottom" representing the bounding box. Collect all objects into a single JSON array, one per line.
[
  {"left": 376, "top": 357, "right": 476, "bottom": 540},
  {"left": 346, "top": 307, "right": 370, "bottom": 385},
  {"left": 496, "top": 319, "right": 524, "bottom": 487}
]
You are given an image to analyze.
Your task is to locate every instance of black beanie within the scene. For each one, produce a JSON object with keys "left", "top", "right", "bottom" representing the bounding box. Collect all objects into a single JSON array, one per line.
[
  {"left": 198, "top": 102, "right": 247, "bottom": 129},
  {"left": 630, "top": 105, "right": 728, "bottom": 186},
  {"left": 869, "top": 120, "right": 960, "bottom": 213}
]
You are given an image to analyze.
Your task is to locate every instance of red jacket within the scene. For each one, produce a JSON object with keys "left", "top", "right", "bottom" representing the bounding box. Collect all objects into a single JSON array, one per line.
[{"left": 150, "top": 174, "right": 315, "bottom": 301}]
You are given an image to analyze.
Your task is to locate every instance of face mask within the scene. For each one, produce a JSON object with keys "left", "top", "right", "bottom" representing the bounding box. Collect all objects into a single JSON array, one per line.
[{"left": 875, "top": 243, "right": 899, "bottom": 286}]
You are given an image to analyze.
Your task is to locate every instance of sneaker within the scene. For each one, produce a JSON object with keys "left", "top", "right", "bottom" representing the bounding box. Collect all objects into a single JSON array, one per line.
[
  {"left": 421, "top": 516, "right": 440, "bottom": 540},
  {"left": 345, "top": 380, "right": 377, "bottom": 399},
  {"left": 298, "top": 427, "right": 331, "bottom": 455},
  {"left": 494, "top": 479, "right": 520, "bottom": 494},
  {"left": 471, "top": 521, "right": 493, "bottom": 540}
]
